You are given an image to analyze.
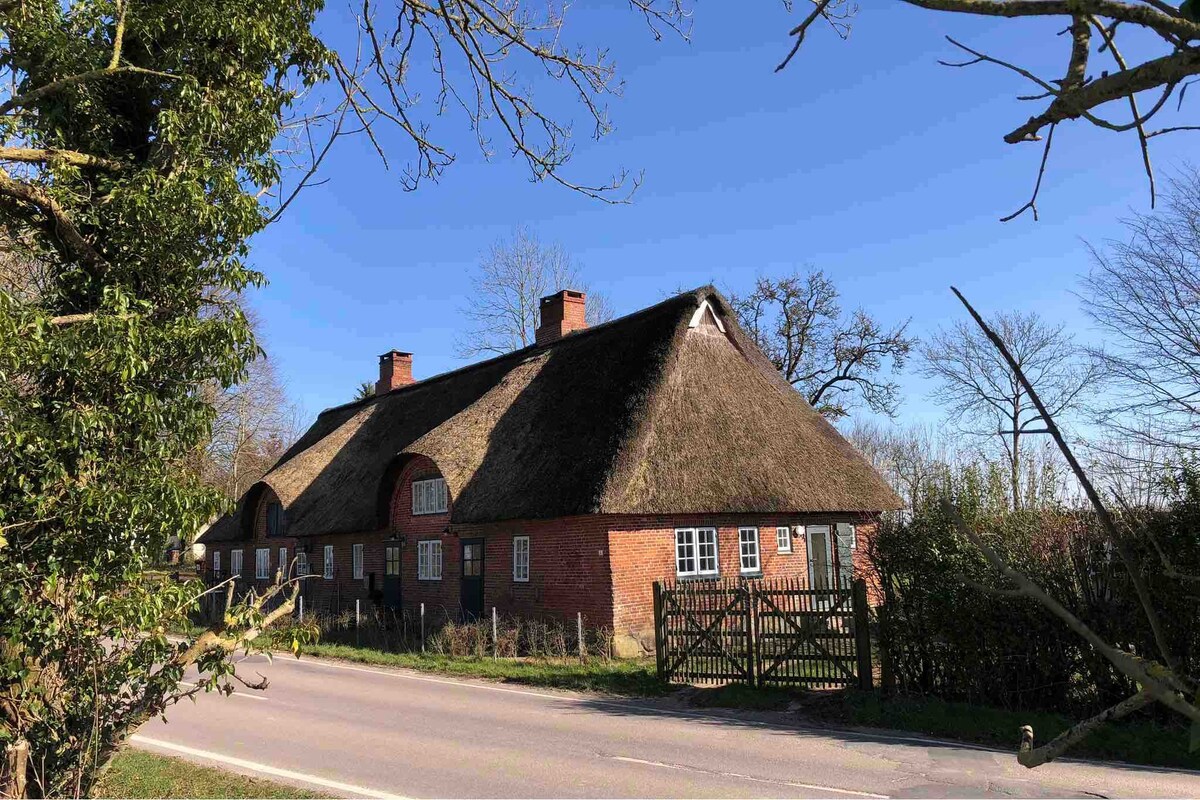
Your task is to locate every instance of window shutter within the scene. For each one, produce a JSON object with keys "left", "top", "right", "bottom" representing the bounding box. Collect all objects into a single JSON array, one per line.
[{"left": 835, "top": 523, "right": 855, "bottom": 588}]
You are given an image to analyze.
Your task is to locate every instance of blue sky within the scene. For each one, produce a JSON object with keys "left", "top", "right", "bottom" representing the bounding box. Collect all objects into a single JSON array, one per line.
[{"left": 249, "top": 4, "right": 1194, "bottom": 429}]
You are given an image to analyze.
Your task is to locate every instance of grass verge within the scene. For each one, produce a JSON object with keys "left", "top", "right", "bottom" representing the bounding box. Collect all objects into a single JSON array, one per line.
[
  {"left": 299, "top": 642, "right": 668, "bottom": 696},
  {"left": 93, "top": 749, "right": 326, "bottom": 799}
]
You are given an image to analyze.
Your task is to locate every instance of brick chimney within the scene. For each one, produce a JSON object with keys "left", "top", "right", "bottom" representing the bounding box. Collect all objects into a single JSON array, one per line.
[
  {"left": 376, "top": 350, "right": 414, "bottom": 395},
  {"left": 535, "top": 290, "right": 587, "bottom": 346}
]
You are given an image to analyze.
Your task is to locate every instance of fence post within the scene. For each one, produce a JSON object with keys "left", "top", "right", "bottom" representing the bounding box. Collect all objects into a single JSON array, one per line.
[
  {"left": 420, "top": 602, "right": 426, "bottom": 654},
  {"left": 493, "top": 607, "right": 498, "bottom": 661},
  {"left": 652, "top": 581, "right": 664, "bottom": 682},
  {"left": 356, "top": 598, "right": 361, "bottom": 647},
  {"left": 853, "top": 578, "right": 873, "bottom": 691},
  {"left": 577, "top": 612, "right": 585, "bottom": 664},
  {"left": 746, "top": 581, "right": 756, "bottom": 687},
  {"left": 298, "top": 595, "right": 303, "bottom": 623}
]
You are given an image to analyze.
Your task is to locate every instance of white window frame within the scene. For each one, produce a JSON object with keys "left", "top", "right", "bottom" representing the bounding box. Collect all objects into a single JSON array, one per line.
[
  {"left": 352, "top": 543, "right": 364, "bottom": 580},
  {"left": 230, "top": 549, "right": 243, "bottom": 577},
  {"left": 323, "top": 545, "right": 334, "bottom": 580},
  {"left": 738, "top": 527, "right": 761, "bottom": 574},
  {"left": 513, "top": 536, "right": 530, "bottom": 582},
  {"left": 296, "top": 550, "right": 308, "bottom": 576},
  {"left": 411, "top": 477, "right": 448, "bottom": 515},
  {"left": 255, "top": 548, "right": 270, "bottom": 580},
  {"left": 675, "top": 527, "right": 718, "bottom": 578},
  {"left": 212, "top": 550, "right": 221, "bottom": 577},
  {"left": 776, "top": 526, "right": 792, "bottom": 554},
  {"left": 278, "top": 547, "right": 288, "bottom": 577},
  {"left": 417, "top": 540, "right": 443, "bottom": 580}
]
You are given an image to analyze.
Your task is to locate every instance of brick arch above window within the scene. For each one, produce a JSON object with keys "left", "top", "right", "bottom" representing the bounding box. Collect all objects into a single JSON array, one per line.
[
  {"left": 254, "top": 486, "right": 285, "bottom": 539},
  {"left": 381, "top": 454, "right": 451, "bottom": 531}
]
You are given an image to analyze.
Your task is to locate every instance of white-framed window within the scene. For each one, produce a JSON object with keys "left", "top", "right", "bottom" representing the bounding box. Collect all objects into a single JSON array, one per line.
[
  {"left": 230, "top": 549, "right": 243, "bottom": 577},
  {"left": 352, "top": 543, "right": 364, "bottom": 579},
  {"left": 279, "top": 547, "right": 288, "bottom": 577},
  {"left": 417, "top": 540, "right": 442, "bottom": 580},
  {"left": 837, "top": 522, "right": 857, "bottom": 551},
  {"left": 296, "top": 550, "right": 308, "bottom": 576},
  {"left": 323, "top": 545, "right": 334, "bottom": 580},
  {"left": 675, "top": 528, "right": 718, "bottom": 578},
  {"left": 513, "top": 536, "right": 530, "bottom": 582},
  {"left": 411, "top": 477, "right": 449, "bottom": 515},
  {"left": 739, "top": 527, "right": 761, "bottom": 574},
  {"left": 776, "top": 526, "right": 792, "bottom": 554},
  {"left": 255, "top": 548, "right": 270, "bottom": 579},
  {"left": 212, "top": 550, "right": 221, "bottom": 577}
]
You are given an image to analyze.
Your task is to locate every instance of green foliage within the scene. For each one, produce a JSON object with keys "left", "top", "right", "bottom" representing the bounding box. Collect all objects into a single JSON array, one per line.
[
  {"left": 872, "top": 463, "right": 1200, "bottom": 722},
  {"left": 0, "top": 1, "right": 328, "bottom": 795}
]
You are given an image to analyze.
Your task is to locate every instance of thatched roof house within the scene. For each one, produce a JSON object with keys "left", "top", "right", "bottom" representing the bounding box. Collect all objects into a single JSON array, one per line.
[{"left": 200, "top": 286, "right": 900, "bottom": 653}]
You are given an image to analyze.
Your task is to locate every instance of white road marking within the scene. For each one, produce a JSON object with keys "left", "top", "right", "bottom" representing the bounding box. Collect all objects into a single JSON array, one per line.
[
  {"left": 227, "top": 690, "right": 269, "bottom": 701},
  {"left": 130, "top": 735, "right": 408, "bottom": 800},
  {"left": 607, "top": 755, "right": 890, "bottom": 798}
]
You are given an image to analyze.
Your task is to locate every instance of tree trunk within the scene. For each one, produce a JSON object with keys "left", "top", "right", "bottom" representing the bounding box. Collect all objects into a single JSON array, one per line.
[{"left": 3, "top": 739, "right": 29, "bottom": 799}]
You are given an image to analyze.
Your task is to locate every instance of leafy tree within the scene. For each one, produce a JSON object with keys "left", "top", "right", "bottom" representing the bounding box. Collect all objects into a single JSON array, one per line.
[
  {"left": 730, "top": 269, "right": 914, "bottom": 420},
  {"left": 456, "top": 226, "right": 615, "bottom": 357},
  {"left": 353, "top": 380, "right": 376, "bottom": 402},
  {"left": 0, "top": 2, "right": 330, "bottom": 795}
]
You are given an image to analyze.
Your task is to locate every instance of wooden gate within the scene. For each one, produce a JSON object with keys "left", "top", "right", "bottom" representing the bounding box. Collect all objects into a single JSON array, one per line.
[
  {"left": 654, "top": 577, "right": 872, "bottom": 690},
  {"left": 654, "top": 579, "right": 753, "bottom": 685}
]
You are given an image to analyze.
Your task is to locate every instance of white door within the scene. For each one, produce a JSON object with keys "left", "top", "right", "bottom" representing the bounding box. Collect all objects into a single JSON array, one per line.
[{"left": 806, "top": 525, "right": 832, "bottom": 590}]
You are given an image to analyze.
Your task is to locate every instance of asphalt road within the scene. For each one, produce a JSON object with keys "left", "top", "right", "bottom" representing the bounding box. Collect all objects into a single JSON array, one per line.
[{"left": 132, "top": 654, "right": 1200, "bottom": 799}]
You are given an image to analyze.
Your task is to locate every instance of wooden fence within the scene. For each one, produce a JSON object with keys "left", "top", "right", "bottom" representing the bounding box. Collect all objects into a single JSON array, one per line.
[{"left": 653, "top": 577, "right": 872, "bottom": 690}]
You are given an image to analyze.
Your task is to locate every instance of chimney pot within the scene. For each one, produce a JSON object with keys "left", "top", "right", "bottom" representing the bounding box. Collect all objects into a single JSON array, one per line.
[
  {"left": 535, "top": 290, "right": 587, "bottom": 346},
  {"left": 376, "top": 350, "right": 414, "bottom": 395}
]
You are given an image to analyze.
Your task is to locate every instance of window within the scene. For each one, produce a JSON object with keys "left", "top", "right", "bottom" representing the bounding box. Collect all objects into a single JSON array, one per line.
[
  {"left": 255, "top": 548, "right": 270, "bottom": 580},
  {"left": 513, "top": 536, "right": 530, "bottom": 582},
  {"left": 296, "top": 551, "right": 308, "bottom": 576},
  {"left": 352, "top": 543, "right": 364, "bottom": 580},
  {"left": 323, "top": 545, "right": 334, "bottom": 580},
  {"left": 212, "top": 550, "right": 221, "bottom": 577},
  {"left": 675, "top": 528, "right": 718, "bottom": 577},
  {"left": 417, "top": 540, "right": 442, "bottom": 580},
  {"left": 278, "top": 547, "right": 288, "bottom": 577},
  {"left": 385, "top": 545, "right": 401, "bottom": 576},
  {"left": 739, "top": 528, "right": 761, "bottom": 574},
  {"left": 266, "top": 501, "right": 283, "bottom": 537},
  {"left": 411, "top": 477, "right": 448, "bottom": 515},
  {"left": 230, "top": 549, "right": 243, "bottom": 577},
  {"left": 776, "top": 526, "right": 792, "bottom": 554}
]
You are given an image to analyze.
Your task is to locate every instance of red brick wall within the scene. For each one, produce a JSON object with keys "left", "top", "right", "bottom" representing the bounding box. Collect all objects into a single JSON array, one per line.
[
  {"left": 204, "top": 485, "right": 882, "bottom": 647},
  {"left": 606, "top": 513, "right": 880, "bottom": 651}
]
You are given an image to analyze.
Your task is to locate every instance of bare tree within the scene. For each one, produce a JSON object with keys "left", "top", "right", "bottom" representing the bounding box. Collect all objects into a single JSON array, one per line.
[
  {"left": 921, "top": 310, "right": 1101, "bottom": 510},
  {"left": 775, "top": 2, "right": 1200, "bottom": 219},
  {"left": 731, "top": 270, "right": 914, "bottom": 420},
  {"left": 945, "top": 287, "right": 1200, "bottom": 769},
  {"left": 199, "top": 353, "right": 304, "bottom": 501},
  {"left": 1082, "top": 169, "right": 1200, "bottom": 452},
  {"left": 456, "top": 227, "right": 614, "bottom": 357}
]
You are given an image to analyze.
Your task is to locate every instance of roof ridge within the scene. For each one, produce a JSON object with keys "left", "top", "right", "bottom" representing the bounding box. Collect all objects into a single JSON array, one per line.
[{"left": 318, "top": 284, "right": 714, "bottom": 418}]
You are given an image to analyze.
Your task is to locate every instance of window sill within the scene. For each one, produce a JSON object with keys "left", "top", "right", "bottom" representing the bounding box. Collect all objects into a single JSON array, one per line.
[
  {"left": 417, "top": 577, "right": 442, "bottom": 582},
  {"left": 740, "top": 571, "right": 764, "bottom": 579},
  {"left": 412, "top": 510, "right": 449, "bottom": 517},
  {"left": 675, "top": 573, "right": 721, "bottom": 582}
]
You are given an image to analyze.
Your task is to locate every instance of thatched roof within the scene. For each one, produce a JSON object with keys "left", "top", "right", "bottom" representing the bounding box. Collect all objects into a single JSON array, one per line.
[{"left": 200, "top": 287, "right": 901, "bottom": 543}]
